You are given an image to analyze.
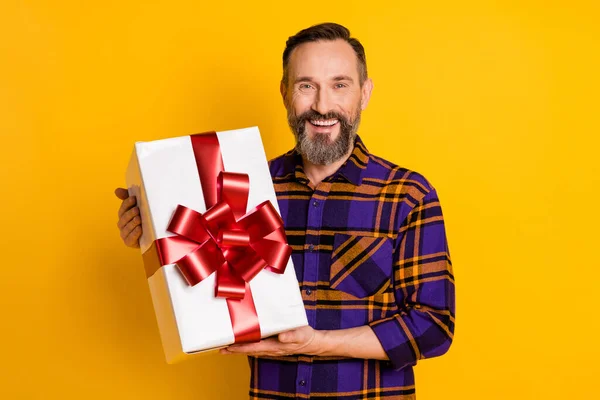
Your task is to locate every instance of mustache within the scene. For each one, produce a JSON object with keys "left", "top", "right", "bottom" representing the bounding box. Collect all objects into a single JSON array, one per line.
[{"left": 296, "top": 110, "right": 350, "bottom": 124}]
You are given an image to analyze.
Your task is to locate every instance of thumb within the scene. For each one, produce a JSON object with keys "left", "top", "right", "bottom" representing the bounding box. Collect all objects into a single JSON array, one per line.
[
  {"left": 114, "top": 187, "right": 129, "bottom": 200},
  {"left": 278, "top": 330, "right": 296, "bottom": 343}
]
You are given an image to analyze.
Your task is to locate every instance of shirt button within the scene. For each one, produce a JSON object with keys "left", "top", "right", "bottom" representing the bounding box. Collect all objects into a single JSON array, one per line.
[
  {"left": 308, "top": 244, "right": 314, "bottom": 252},
  {"left": 312, "top": 200, "right": 319, "bottom": 207},
  {"left": 299, "top": 380, "right": 306, "bottom": 386},
  {"left": 305, "top": 289, "right": 312, "bottom": 295}
]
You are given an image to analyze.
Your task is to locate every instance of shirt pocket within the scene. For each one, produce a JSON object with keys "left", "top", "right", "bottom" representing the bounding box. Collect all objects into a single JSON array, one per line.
[{"left": 329, "top": 233, "right": 393, "bottom": 299}]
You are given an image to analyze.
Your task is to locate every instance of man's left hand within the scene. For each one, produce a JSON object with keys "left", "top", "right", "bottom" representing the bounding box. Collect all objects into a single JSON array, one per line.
[{"left": 220, "top": 325, "right": 322, "bottom": 357}]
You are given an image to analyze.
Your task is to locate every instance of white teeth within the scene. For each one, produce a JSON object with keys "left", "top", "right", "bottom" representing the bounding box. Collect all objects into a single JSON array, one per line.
[{"left": 310, "top": 119, "right": 338, "bottom": 127}]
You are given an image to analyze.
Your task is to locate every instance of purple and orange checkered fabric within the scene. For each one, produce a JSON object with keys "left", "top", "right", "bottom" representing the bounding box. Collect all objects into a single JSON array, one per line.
[{"left": 248, "top": 135, "right": 455, "bottom": 399}]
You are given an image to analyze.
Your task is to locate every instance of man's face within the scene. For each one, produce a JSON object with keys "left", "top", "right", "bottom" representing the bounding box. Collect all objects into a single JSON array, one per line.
[{"left": 282, "top": 39, "right": 373, "bottom": 165}]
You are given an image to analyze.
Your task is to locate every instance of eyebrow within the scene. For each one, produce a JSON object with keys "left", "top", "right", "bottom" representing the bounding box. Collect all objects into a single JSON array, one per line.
[
  {"left": 293, "top": 75, "right": 355, "bottom": 84},
  {"left": 294, "top": 76, "right": 314, "bottom": 84},
  {"left": 332, "top": 75, "right": 354, "bottom": 83}
]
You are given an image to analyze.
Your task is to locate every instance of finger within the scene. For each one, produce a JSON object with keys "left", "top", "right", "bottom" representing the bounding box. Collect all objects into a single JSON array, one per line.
[
  {"left": 278, "top": 331, "right": 296, "bottom": 343},
  {"left": 226, "top": 343, "right": 265, "bottom": 353},
  {"left": 118, "top": 195, "right": 137, "bottom": 218},
  {"left": 117, "top": 206, "right": 140, "bottom": 230},
  {"left": 227, "top": 338, "right": 279, "bottom": 353},
  {"left": 228, "top": 351, "right": 289, "bottom": 357},
  {"left": 225, "top": 344, "right": 260, "bottom": 353},
  {"left": 124, "top": 225, "right": 142, "bottom": 248},
  {"left": 114, "top": 187, "right": 129, "bottom": 200},
  {"left": 120, "top": 214, "right": 141, "bottom": 239}
]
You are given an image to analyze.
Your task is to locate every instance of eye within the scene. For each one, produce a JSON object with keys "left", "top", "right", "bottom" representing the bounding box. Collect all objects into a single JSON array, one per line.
[
  {"left": 334, "top": 83, "right": 348, "bottom": 89},
  {"left": 299, "top": 84, "right": 313, "bottom": 90}
]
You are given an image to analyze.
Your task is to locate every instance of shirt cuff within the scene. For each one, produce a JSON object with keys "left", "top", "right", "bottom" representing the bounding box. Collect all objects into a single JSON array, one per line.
[{"left": 369, "top": 316, "right": 418, "bottom": 371}]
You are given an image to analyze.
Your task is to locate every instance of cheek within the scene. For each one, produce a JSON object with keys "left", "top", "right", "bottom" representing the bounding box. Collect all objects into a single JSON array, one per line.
[
  {"left": 339, "top": 103, "right": 359, "bottom": 120},
  {"left": 289, "top": 100, "right": 311, "bottom": 117},
  {"left": 291, "top": 91, "right": 315, "bottom": 108},
  {"left": 335, "top": 91, "right": 361, "bottom": 115}
]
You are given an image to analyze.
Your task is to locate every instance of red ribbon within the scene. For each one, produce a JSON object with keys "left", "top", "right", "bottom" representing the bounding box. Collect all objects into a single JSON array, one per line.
[{"left": 146, "top": 132, "right": 291, "bottom": 344}]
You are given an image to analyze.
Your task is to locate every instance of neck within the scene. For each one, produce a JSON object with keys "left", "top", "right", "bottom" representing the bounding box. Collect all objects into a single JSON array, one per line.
[{"left": 302, "top": 145, "right": 354, "bottom": 188}]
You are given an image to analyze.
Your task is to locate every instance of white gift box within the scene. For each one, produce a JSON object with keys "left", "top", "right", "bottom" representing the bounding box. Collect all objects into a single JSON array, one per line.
[{"left": 126, "top": 126, "right": 308, "bottom": 363}]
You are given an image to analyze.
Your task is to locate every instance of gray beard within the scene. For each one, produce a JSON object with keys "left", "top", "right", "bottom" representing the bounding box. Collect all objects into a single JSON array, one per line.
[{"left": 287, "top": 108, "right": 361, "bottom": 165}]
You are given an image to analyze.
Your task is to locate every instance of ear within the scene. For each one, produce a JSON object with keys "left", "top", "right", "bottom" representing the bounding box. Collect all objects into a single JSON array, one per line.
[
  {"left": 360, "top": 78, "right": 374, "bottom": 111},
  {"left": 280, "top": 81, "right": 288, "bottom": 106}
]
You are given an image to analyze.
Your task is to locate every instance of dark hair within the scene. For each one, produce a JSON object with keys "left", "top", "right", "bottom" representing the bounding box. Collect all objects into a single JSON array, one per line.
[{"left": 282, "top": 22, "right": 368, "bottom": 86}]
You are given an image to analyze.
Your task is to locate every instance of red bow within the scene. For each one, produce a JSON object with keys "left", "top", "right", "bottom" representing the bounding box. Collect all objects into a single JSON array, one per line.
[{"left": 158, "top": 171, "right": 291, "bottom": 297}]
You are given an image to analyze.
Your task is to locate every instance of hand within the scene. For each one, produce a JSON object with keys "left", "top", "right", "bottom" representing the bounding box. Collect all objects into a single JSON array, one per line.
[
  {"left": 220, "top": 326, "right": 322, "bottom": 357},
  {"left": 115, "top": 187, "right": 142, "bottom": 248}
]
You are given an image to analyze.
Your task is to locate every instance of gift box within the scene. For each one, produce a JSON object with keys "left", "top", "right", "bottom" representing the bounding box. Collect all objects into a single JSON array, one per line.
[{"left": 126, "top": 126, "right": 308, "bottom": 363}]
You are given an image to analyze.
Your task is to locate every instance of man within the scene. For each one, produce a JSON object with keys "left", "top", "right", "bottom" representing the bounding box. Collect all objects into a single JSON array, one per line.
[{"left": 115, "top": 23, "right": 454, "bottom": 399}]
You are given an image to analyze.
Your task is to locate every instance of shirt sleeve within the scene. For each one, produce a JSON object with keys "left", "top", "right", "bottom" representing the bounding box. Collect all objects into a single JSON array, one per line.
[{"left": 369, "top": 189, "right": 455, "bottom": 371}]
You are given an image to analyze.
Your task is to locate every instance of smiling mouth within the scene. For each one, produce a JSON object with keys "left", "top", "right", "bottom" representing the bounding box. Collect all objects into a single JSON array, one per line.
[{"left": 308, "top": 118, "right": 339, "bottom": 127}]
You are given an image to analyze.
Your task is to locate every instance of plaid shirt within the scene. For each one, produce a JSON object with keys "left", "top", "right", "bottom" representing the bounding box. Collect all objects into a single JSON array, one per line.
[{"left": 248, "top": 135, "right": 455, "bottom": 399}]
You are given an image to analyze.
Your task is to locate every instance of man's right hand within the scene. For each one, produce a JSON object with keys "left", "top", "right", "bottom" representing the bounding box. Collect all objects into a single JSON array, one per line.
[{"left": 115, "top": 187, "right": 142, "bottom": 248}]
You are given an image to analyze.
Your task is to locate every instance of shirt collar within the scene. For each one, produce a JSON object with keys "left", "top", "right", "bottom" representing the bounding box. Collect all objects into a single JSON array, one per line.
[{"left": 291, "top": 135, "right": 370, "bottom": 186}]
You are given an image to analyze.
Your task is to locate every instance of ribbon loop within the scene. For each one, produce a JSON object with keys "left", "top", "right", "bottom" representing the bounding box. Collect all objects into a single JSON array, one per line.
[
  {"left": 239, "top": 201, "right": 286, "bottom": 241},
  {"left": 177, "top": 240, "right": 222, "bottom": 286},
  {"left": 219, "top": 172, "right": 250, "bottom": 221},
  {"left": 218, "top": 229, "right": 250, "bottom": 247},
  {"left": 202, "top": 201, "right": 236, "bottom": 238},
  {"left": 168, "top": 205, "right": 211, "bottom": 245}
]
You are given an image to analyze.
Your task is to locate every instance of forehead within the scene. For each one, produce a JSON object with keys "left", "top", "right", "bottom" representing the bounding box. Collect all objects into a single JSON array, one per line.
[{"left": 288, "top": 39, "right": 360, "bottom": 81}]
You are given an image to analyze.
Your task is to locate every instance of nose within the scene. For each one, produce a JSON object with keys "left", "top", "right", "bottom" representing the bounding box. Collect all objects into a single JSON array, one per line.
[{"left": 312, "top": 87, "right": 333, "bottom": 116}]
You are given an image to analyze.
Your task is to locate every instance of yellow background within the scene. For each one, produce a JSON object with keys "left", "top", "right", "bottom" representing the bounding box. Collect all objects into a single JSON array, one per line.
[{"left": 1, "top": 1, "right": 598, "bottom": 399}]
